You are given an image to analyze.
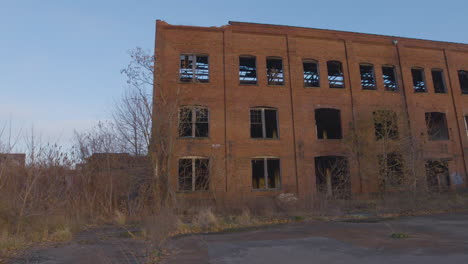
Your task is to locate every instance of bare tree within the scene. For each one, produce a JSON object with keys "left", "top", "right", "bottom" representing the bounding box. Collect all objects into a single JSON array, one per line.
[{"left": 116, "top": 47, "right": 155, "bottom": 156}]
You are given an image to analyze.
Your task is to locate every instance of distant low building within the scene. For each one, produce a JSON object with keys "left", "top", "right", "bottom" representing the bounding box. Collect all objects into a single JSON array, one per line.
[{"left": 0, "top": 153, "right": 26, "bottom": 168}]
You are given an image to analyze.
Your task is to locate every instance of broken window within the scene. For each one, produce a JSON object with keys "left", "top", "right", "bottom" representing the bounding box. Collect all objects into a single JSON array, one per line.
[
  {"left": 425, "top": 160, "right": 450, "bottom": 192},
  {"left": 178, "top": 157, "right": 209, "bottom": 191},
  {"left": 179, "top": 106, "right": 209, "bottom": 138},
  {"left": 459, "top": 70, "right": 468, "bottom": 94},
  {"left": 315, "top": 156, "right": 350, "bottom": 199},
  {"left": 303, "top": 59, "right": 320, "bottom": 87},
  {"left": 179, "top": 54, "right": 209, "bottom": 83},
  {"left": 431, "top": 69, "right": 447, "bottom": 93},
  {"left": 315, "top": 108, "right": 342, "bottom": 139},
  {"left": 266, "top": 57, "right": 284, "bottom": 85},
  {"left": 250, "top": 108, "right": 278, "bottom": 139},
  {"left": 373, "top": 110, "right": 399, "bottom": 140},
  {"left": 411, "top": 68, "right": 426, "bottom": 92},
  {"left": 327, "top": 61, "right": 344, "bottom": 88},
  {"left": 464, "top": 116, "right": 468, "bottom": 138},
  {"left": 360, "top": 64, "right": 376, "bottom": 90},
  {"left": 378, "top": 152, "right": 404, "bottom": 189},
  {"left": 252, "top": 158, "right": 280, "bottom": 190},
  {"left": 425, "top": 112, "right": 449, "bottom": 140},
  {"left": 382, "top": 65, "right": 398, "bottom": 91},
  {"left": 239, "top": 56, "right": 257, "bottom": 84}
]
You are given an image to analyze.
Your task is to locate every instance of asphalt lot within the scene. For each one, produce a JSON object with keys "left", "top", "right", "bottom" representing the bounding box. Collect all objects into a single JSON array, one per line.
[{"left": 162, "top": 212, "right": 468, "bottom": 264}]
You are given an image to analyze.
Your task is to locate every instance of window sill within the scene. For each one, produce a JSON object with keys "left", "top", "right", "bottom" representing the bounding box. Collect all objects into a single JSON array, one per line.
[
  {"left": 178, "top": 81, "right": 211, "bottom": 84},
  {"left": 251, "top": 188, "right": 282, "bottom": 192},
  {"left": 178, "top": 137, "right": 210, "bottom": 140},
  {"left": 250, "top": 137, "right": 280, "bottom": 140},
  {"left": 176, "top": 190, "right": 211, "bottom": 194}
]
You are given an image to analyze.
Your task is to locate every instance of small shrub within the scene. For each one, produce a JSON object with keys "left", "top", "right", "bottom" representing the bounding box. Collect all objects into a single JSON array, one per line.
[
  {"left": 49, "top": 227, "right": 73, "bottom": 242},
  {"left": 114, "top": 210, "right": 126, "bottom": 226},
  {"left": 390, "top": 232, "right": 409, "bottom": 239},
  {"left": 194, "top": 208, "right": 218, "bottom": 231}
]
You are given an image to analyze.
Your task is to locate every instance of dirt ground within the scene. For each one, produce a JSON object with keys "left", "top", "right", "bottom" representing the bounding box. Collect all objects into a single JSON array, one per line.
[
  {"left": 10, "top": 212, "right": 468, "bottom": 264},
  {"left": 10, "top": 226, "right": 150, "bottom": 264}
]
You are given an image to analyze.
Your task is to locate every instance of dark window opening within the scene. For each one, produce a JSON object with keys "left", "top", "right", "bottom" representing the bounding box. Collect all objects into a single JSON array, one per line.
[
  {"left": 179, "top": 54, "right": 209, "bottom": 83},
  {"left": 425, "top": 160, "right": 450, "bottom": 192},
  {"left": 327, "top": 61, "right": 344, "bottom": 88},
  {"left": 303, "top": 60, "right": 320, "bottom": 87},
  {"left": 250, "top": 108, "right": 278, "bottom": 139},
  {"left": 266, "top": 57, "right": 284, "bottom": 85},
  {"left": 425, "top": 112, "right": 449, "bottom": 140},
  {"left": 412, "top": 68, "right": 426, "bottom": 93},
  {"left": 373, "top": 110, "right": 399, "bottom": 140},
  {"left": 378, "top": 152, "right": 404, "bottom": 189},
  {"left": 239, "top": 56, "right": 257, "bottom": 84},
  {"left": 459, "top": 70, "right": 468, "bottom": 94},
  {"left": 178, "top": 158, "right": 209, "bottom": 191},
  {"left": 179, "top": 106, "right": 209, "bottom": 138},
  {"left": 432, "top": 69, "right": 447, "bottom": 93},
  {"left": 315, "top": 108, "right": 342, "bottom": 139},
  {"left": 252, "top": 158, "right": 280, "bottom": 190},
  {"left": 464, "top": 116, "right": 468, "bottom": 138},
  {"left": 382, "top": 66, "right": 398, "bottom": 91},
  {"left": 360, "top": 64, "right": 376, "bottom": 90},
  {"left": 315, "top": 156, "right": 350, "bottom": 199}
]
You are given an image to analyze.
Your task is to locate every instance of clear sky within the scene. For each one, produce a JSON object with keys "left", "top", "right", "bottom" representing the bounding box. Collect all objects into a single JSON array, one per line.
[{"left": 1, "top": 0, "right": 467, "bottom": 150}]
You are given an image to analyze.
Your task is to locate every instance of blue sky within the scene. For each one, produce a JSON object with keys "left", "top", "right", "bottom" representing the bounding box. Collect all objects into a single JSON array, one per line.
[{"left": 1, "top": 0, "right": 467, "bottom": 150}]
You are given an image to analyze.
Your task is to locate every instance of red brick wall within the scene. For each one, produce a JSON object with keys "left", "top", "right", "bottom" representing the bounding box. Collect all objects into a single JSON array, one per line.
[{"left": 154, "top": 20, "right": 468, "bottom": 201}]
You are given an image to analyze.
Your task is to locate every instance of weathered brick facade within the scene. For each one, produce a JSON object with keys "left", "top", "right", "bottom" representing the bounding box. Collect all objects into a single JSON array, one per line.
[{"left": 153, "top": 20, "right": 468, "bottom": 202}]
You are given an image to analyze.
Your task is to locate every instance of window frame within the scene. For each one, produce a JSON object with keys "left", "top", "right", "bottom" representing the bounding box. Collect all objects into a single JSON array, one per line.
[
  {"left": 411, "top": 67, "right": 427, "bottom": 93},
  {"left": 266, "top": 57, "right": 285, "bottom": 86},
  {"left": 251, "top": 157, "right": 282, "bottom": 191},
  {"left": 178, "top": 106, "right": 210, "bottom": 138},
  {"left": 459, "top": 70, "right": 468, "bottom": 95},
  {"left": 249, "top": 107, "right": 280, "bottom": 139},
  {"left": 303, "top": 59, "right": 320, "bottom": 88},
  {"left": 359, "top": 63, "right": 377, "bottom": 90},
  {"left": 179, "top": 54, "right": 210, "bottom": 83},
  {"left": 315, "top": 108, "right": 343, "bottom": 140},
  {"left": 327, "top": 60, "right": 345, "bottom": 89},
  {"left": 178, "top": 156, "right": 210, "bottom": 192},
  {"left": 382, "top": 65, "right": 399, "bottom": 92},
  {"left": 239, "top": 55, "right": 258, "bottom": 85},
  {"left": 425, "top": 112, "right": 450, "bottom": 141},
  {"left": 431, "top": 68, "right": 447, "bottom": 94}
]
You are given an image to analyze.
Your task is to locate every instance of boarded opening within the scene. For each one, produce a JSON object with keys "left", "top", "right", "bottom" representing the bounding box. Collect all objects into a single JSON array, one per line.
[
  {"left": 315, "top": 156, "right": 350, "bottom": 199},
  {"left": 315, "top": 108, "right": 342, "bottom": 139},
  {"left": 412, "top": 68, "right": 426, "bottom": 93},
  {"left": 239, "top": 56, "right": 257, "bottom": 84},
  {"left": 360, "top": 64, "right": 376, "bottom": 90},
  {"left": 425, "top": 160, "right": 450, "bottom": 192},
  {"left": 266, "top": 57, "right": 284, "bottom": 85},
  {"left": 303, "top": 60, "right": 320, "bottom": 87},
  {"left": 252, "top": 158, "right": 280, "bottom": 190},
  {"left": 382, "top": 65, "right": 398, "bottom": 91},
  {"left": 327, "top": 61, "right": 344, "bottom": 88},
  {"left": 431, "top": 69, "right": 446, "bottom": 93},
  {"left": 425, "top": 112, "right": 449, "bottom": 140}
]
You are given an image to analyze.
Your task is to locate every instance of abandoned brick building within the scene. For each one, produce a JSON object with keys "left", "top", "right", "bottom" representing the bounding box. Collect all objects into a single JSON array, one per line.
[{"left": 153, "top": 20, "right": 468, "bottom": 201}]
